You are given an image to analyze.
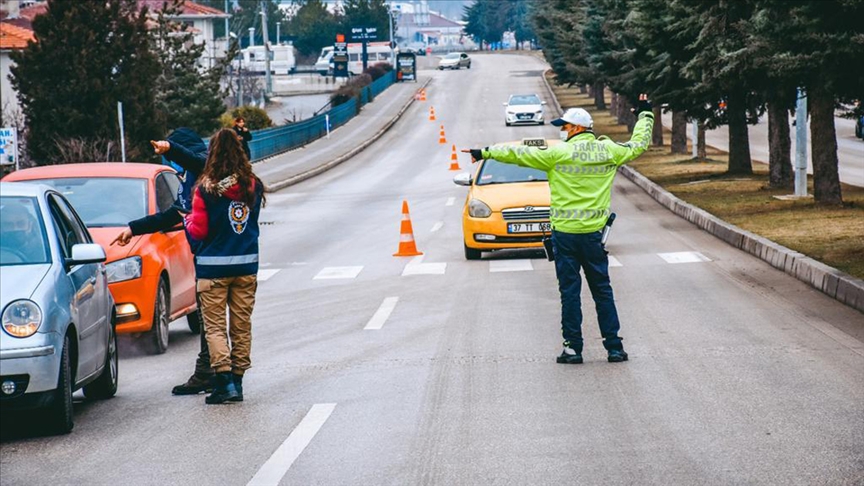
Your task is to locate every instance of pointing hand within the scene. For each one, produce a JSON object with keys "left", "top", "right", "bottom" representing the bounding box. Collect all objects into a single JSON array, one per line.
[
  {"left": 110, "top": 227, "right": 133, "bottom": 247},
  {"left": 461, "top": 148, "right": 485, "bottom": 163},
  {"left": 150, "top": 140, "right": 170, "bottom": 155}
]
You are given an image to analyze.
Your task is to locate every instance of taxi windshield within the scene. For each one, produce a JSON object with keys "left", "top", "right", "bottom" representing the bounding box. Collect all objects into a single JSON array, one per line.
[
  {"left": 509, "top": 95, "right": 540, "bottom": 105},
  {"left": 33, "top": 177, "right": 148, "bottom": 227},
  {"left": 0, "top": 196, "right": 50, "bottom": 266},
  {"left": 476, "top": 159, "right": 548, "bottom": 185}
]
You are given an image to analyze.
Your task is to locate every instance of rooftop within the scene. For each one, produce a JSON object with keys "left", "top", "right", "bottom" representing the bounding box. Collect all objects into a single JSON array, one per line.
[{"left": 0, "top": 21, "right": 34, "bottom": 50}]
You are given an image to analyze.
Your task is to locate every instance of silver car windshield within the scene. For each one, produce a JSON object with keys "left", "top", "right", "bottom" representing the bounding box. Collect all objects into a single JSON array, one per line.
[
  {"left": 476, "top": 159, "right": 548, "bottom": 186},
  {"left": 0, "top": 196, "right": 50, "bottom": 266},
  {"left": 445, "top": 53, "right": 461, "bottom": 59},
  {"left": 34, "top": 178, "right": 148, "bottom": 227},
  {"left": 509, "top": 95, "right": 541, "bottom": 106}
]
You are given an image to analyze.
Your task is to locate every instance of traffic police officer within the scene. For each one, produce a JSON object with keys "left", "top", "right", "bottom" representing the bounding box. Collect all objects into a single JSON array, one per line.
[{"left": 465, "top": 99, "right": 654, "bottom": 363}]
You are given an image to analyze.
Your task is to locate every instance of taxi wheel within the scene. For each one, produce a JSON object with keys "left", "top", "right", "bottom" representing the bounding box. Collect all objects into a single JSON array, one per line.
[
  {"left": 464, "top": 244, "right": 482, "bottom": 260},
  {"left": 147, "top": 279, "right": 170, "bottom": 355}
]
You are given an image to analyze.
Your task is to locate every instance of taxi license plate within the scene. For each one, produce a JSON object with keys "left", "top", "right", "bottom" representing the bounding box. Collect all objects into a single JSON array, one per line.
[{"left": 507, "top": 222, "right": 551, "bottom": 233}]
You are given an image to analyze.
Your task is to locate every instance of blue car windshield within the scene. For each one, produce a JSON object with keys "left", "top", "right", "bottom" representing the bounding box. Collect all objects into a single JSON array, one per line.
[
  {"left": 476, "top": 159, "right": 548, "bottom": 185},
  {"left": 34, "top": 177, "right": 148, "bottom": 227},
  {"left": 0, "top": 196, "right": 50, "bottom": 266}
]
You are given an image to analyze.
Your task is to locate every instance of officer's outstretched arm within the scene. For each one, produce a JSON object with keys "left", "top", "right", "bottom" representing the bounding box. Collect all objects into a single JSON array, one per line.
[
  {"left": 482, "top": 144, "right": 566, "bottom": 172},
  {"left": 607, "top": 112, "right": 655, "bottom": 166}
]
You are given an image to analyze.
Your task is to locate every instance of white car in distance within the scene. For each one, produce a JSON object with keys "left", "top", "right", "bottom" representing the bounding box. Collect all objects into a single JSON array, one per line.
[{"left": 504, "top": 94, "right": 547, "bottom": 126}]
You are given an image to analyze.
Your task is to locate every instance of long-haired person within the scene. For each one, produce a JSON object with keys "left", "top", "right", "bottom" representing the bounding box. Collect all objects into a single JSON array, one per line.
[{"left": 185, "top": 128, "right": 265, "bottom": 404}]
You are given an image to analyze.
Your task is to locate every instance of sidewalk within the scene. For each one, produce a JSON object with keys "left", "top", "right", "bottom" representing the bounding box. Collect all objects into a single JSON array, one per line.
[{"left": 255, "top": 76, "right": 431, "bottom": 192}]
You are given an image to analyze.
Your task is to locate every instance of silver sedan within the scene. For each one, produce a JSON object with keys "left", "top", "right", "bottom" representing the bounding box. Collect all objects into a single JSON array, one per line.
[{"left": 0, "top": 182, "right": 118, "bottom": 434}]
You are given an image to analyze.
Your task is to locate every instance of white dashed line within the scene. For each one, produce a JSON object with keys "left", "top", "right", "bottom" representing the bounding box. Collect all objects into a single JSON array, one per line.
[
  {"left": 657, "top": 251, "right": 711, "bottom": 264},
  {"left": 364, "top": 297, "right": 399, "bottom": 330},
  {"left": 608, "top": 256, "right": 623, "bottom": 267},
  {"left": 313, "top": 266, "right": 364, "bottom": 280},
  {"left": 402, "top": 255, "right": 447, "bottom": 276},
  {"left": 489, "top": 259, "right": 534, "bottom": 272},
  {"left": 445, "top": 197, "right": 455, "bottom": 206},
  {"left": 257, "top": 269, "right": 281, "bottom": 282},
  {"left": 247, "top": 403, "right": 337, "bottom": 486},
  {"left": 430, "top": 221, "right": 444, "bottom": 233}
]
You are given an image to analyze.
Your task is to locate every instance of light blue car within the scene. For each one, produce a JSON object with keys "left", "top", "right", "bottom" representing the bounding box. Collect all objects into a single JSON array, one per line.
[{"left": 0, "top": 182, "right": 118, "bottom": 434}]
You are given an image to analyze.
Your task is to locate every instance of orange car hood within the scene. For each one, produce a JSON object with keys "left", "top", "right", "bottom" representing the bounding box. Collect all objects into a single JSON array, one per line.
[
  {"left": 88, "top": 227, "right": 143, "bottom": 263},
  {"left": 470, "top": 181, "right": 551, "bottom": 212}
]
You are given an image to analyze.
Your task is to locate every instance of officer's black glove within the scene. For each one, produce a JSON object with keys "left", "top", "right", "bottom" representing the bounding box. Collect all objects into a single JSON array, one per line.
[
  {"left": 633, "top": 93, "right": 653, "bottom": 117},
  {"left": 461, "top": 148, "right": 486, "bottom": 163}
]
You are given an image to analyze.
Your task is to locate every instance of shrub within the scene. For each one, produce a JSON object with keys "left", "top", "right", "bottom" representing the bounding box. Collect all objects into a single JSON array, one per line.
[
  {"left": 329, "top": 73, "right": 373, "bottom": 107},
  {"left": 364, "top": 62, "right": 393, "bottom": 81},
  {"left": 219, "top": 106, "right": 273, "bottom": 130}
]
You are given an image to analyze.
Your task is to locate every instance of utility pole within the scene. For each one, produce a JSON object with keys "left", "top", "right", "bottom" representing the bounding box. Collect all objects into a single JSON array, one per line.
[
  {"left": 261, "top": 1, "right": 272, "bottom": 95},
  {"left": 388, "top": 1, "right": 395, "bottom": 62}
]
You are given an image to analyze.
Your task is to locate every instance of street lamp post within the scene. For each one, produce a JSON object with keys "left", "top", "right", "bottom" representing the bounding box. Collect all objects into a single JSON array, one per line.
[
  {"left": 388, "top": 3, "right": 395, "bottom": 62},
  {"left": 276, "top": 21, "right": 281, "bottom": 45}
]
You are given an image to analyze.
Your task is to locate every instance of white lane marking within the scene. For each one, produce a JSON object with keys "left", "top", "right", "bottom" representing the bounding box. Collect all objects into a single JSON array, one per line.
[
  {"left": 247, "top": 403, "right": 337, "bottom": 486},
  {"left": 364, "top": 297, "right": 399, "bottom": 330},
  {"left": 257, "top": 269, "right": 281, "bottom": 282},
  {"left": 260, "top": 262, "right": 273, "bottom": 267},
  {"left": 430, "top": 221, "right": 444, "bottom": 233},
  {"left": 402, "top": 255, "right": 447, "bottom": 276},
  {"left": 445, "top": 197, "right": 455, "bottom": 206},
  {"left": 608, "top": 256, "right": 623, "bottom": 268},
  {"left": 657, "top": 251, "right": 711, "bottom": 264},
  {"left": 313, "top": 266, "right": 364, "bottom": 280},
  {"left": 489, "top": 259, "right": 534, "bottom": 273}
]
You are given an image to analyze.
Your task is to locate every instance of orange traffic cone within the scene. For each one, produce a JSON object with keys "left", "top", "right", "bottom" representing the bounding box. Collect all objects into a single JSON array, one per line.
[
  {"left": 420, "top": 89, "right": 427, "bottom": 101},
  {"left": 429, "top": 106, "right": 436, "bottom": 121},
  {"left": 449, "top": 144, "right": 461, "bottom": 171},
  {"left": 393, "top": 201, "right": 423, "bottom": 257},
  {"left": 438, "top": 125, "right": 447, "bottom": 144}
]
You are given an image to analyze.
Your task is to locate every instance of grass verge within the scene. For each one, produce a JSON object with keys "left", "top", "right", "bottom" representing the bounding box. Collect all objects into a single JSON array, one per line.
[{"left": 547, "top": 75, "right": 864, "bottom": 279}]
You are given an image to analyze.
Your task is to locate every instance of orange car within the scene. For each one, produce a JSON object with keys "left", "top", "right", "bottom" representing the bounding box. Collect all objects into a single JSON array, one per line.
[{"left": 4, "top": 163, "right": 198, "bottom": 354}]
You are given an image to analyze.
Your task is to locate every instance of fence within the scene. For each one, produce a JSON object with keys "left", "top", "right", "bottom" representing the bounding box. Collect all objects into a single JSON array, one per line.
[{"left": 248, "top": 70, "right": 396, "bottom": 162}]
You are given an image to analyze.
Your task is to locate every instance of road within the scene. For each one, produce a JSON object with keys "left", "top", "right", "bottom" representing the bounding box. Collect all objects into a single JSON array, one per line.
[
  {"left": 2, "top": 54, "right": 863, "bottom": 486},
  {"left": 660, "top": 112, "right": 864, "bottom": 187}
]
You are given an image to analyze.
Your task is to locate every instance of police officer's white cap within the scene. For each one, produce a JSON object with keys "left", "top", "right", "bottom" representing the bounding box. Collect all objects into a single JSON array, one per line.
[{"left": 551, "top": 108, "right": 593, "bottom": 128}]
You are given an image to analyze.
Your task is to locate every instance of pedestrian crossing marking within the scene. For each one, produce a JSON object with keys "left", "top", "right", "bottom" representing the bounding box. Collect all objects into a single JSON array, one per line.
[
  {"left": 257, "top": 269, "right": 281, "bottom": 282},
  {"left": 314, "top": 266, "right": 364, "bottom": 279},
  {"left": 445, "top": 197, "right": 455, "bottom": 206},
  {"left": 364, "top": 297, "right": 399, "bottom": 330},
  {"left": 402, "top": 255, "right": 446, "bottom": 276},
  {"left": 430, "top": 221, "right": 443, "bottom": 232},
  {"left": 657, "top": 251, "right": 711, "bottom": 264},
  {"left": 489, "top": 259, "right": 534, "bottom": 272},
  {"left": 608, "top": 256, "right": 623, "bottom": 267}
]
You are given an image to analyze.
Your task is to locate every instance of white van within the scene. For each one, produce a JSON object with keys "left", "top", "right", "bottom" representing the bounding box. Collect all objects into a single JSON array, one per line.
[
  {"left": 234, "top": 45, "right": 296, "bottom": 75},
  {"left": 315, "top": 46, "right": 334, "bottom": 76},
  {"left": 346, "top": 42, "right": 394, "bottom": 75}
]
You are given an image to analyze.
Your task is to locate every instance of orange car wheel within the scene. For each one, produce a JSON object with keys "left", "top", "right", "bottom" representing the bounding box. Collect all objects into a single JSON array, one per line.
[{"left": 147, "top": 278, "right": 170, "bottom": 355}]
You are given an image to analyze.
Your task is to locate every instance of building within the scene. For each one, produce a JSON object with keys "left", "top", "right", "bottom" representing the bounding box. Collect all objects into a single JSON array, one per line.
[
  {"left": 392, "top": 0, "right": 466, "bottom": 49},
  {"left": 0, "top": 1, "right": 34, "bottom": 123}
]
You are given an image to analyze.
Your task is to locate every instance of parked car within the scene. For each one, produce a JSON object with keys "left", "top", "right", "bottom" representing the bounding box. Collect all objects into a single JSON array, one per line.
[
  {"left": 453, "top": 139, "right": 558, "bottom": 260},
  {"left": 438, "top": 52, "right": 471, "bottom": 70},
  {"left": 315, "top": 46, "right": 334, "bottom": 76},
  {"left": 503, "top": 94, "right": 547, "bottom": 126},
  {"left": 0, "top": 182, "right": 118, "bottom": 434},
  {"left": 4, "top": 163, "right": 199, "bottom": 354}
]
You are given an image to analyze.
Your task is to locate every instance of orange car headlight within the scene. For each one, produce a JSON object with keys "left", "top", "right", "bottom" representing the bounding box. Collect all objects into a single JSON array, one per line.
[{"left": 106, "top": 256, "right": 142, "bottom": 283}]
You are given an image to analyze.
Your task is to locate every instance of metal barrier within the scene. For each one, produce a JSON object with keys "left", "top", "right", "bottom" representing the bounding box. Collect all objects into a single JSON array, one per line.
[{"left": 247, "top": 70, "right": 396, "bottom": 163}]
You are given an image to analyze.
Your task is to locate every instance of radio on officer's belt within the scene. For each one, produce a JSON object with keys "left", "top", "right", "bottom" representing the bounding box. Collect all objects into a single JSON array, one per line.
[{"left": 601, "top": 213, "right": 617, "bottom": 246}]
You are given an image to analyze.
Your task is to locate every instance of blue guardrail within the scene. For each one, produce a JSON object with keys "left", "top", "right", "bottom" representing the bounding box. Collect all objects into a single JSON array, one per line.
[{"left": 247, "top": 71, "right": 396, "bottom": 162}]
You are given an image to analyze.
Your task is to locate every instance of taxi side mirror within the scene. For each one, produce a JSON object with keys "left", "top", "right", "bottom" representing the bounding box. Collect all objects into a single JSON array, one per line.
[{"left": 453, "top": 172, "right": 472, "bottom": 186}]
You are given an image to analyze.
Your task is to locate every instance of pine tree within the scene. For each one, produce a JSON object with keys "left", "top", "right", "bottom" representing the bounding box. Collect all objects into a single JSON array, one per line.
[
  {"left": 287, "top": 0, "right": 342, "bottom": 57},
  {"left": 150, "top": 0, "right": 226, "bottom": 135},
  {"left": 10, "top": 0, "right": 162, "bottom": 164}
]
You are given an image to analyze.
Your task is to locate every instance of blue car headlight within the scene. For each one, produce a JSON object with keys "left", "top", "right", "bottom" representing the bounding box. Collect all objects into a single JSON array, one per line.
[
  {"left": 106, "top": 256, "right": 142, "bottom": 283},
  {"left": 2, "top": 300, "right": 42, "bottom": 338}
]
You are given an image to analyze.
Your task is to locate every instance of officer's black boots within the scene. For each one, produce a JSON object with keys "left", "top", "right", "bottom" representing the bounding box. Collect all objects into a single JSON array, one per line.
[
  {"left": 556, "top": 348, "right": 584, "bottom": 364},
  {"left": 205, "top": 372, "right": 239, "bottom": 404},
  {"left": 607, "top": 349, "right": 629, "bottom": 363},
  {"left": 172, "top": 372, "right": 215, "bottom": 395}
]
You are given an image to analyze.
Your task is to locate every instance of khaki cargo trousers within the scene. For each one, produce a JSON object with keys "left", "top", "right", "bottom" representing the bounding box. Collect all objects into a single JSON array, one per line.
[{"left": 197, "top": 275, "right": 258, "bottom": 375}]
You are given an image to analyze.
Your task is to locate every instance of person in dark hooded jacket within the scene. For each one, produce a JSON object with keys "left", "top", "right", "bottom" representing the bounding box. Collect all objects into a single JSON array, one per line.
[
  {"left": 185, "top": 128, "right": 264, "bottom": 405},
  {"left": 111, "top": 128, "right": 217, "bottom": 395}
]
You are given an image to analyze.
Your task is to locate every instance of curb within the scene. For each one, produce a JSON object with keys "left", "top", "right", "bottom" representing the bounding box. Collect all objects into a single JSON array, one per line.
[
  {"left": 264, "top": 77, "right": 433, "bottom": 193},
  {"left": 618, "top": 165, "right": 864, "bottom": 314},
  {"left": 540, "top": 69, "right": 563, "bottom": 118}
]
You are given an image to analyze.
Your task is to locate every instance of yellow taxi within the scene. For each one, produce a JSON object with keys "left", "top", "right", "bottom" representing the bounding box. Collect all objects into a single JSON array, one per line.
[{"left": 453, "top": 138, "right": 558, "bottom": 260}]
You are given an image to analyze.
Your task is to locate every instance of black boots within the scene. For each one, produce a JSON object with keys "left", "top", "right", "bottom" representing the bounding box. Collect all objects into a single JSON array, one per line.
[
  {"left": 205, "top": 372, "right": 239, "bottom": 404},
  {"left": 172, "top": 373, "right": 214, "bottom": 395},
  {"left": 229, "top": 374, "right": 243, "bottom": 402},
  {"left": 607, "top": 349, "right": 629, "bottom": 362},
  {"left": 556, "top": 347, "right": 584, "bottom": 364}
]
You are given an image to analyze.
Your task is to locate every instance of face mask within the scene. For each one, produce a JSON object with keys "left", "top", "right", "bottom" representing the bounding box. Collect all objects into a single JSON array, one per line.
[{"left": 559, "top": 129, "right": 570, "bottom": 141}]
